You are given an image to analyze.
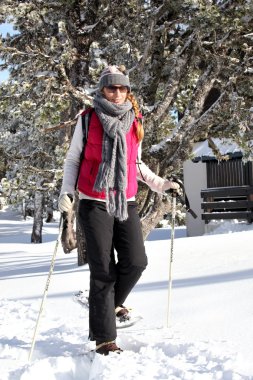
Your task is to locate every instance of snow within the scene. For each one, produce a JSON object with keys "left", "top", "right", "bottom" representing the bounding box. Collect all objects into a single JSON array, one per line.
[
  {"left": 150, "top": 137, "right": 248, "bottom": 159},
  {"left": 191, "top": 139, "right": 241, "bottom": 158},
  {"left": 1, "top": 208, "right": 253, "bottom": 380}
]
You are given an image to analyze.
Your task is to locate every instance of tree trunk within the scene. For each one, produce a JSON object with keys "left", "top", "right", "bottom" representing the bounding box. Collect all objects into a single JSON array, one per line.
[
  {"left": 31, "top": 191, "right": 44, "bottom": 243},
  {"left": 45, "top": 199, "right": 54, "bottom": 223},
  {"left": 22, "top": 198, "right": 26, "bottom": 220},
  {"left": 141, "top": 194, "right": 172, "bottom": 240},
  {"left": 45, "top": 208, "right": 53, "bottom": 223}
]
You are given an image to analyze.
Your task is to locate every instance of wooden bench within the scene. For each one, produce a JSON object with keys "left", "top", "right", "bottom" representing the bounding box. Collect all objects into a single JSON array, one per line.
[{"left": 201, "top": 186, "right": 253, "bottom": 223}]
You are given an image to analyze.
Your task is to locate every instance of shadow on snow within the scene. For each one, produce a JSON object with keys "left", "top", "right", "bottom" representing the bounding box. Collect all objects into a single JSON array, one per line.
[{"left": 134, "top": 268, "right": 253, "bottom": 291}]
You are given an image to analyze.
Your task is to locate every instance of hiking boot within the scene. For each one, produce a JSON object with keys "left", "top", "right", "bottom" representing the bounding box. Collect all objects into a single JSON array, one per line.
[
  {"left": 115, "top": 305, "right": 130, "bottom": 323},
  {"left": 96, "top": 341, "right": 123, "bottom": 356}
]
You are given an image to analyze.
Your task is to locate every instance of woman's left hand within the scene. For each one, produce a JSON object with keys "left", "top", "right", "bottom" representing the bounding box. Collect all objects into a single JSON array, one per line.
[{"left": 162, "top": 180, "right": 180, "bottom": 192}]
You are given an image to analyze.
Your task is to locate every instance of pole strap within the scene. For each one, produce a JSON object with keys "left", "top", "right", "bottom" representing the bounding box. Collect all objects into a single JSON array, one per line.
[{"left": 168, "top": 176, "right": 198, "bottom": 219}]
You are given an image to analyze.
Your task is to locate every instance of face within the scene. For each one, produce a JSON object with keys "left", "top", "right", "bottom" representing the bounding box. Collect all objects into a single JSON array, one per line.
[{"left": 102, "top": 85, "right": 128, "bottom": 104}]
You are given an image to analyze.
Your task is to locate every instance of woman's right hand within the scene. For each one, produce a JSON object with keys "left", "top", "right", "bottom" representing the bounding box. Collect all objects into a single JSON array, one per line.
[{"left": 58, "top": 193, "right": 73, "bottom": 213}]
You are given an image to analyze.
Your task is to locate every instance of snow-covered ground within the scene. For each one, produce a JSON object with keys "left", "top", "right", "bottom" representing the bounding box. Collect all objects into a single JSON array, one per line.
[{"left": 1, "top": 207, "right": 253, "bottom": 380}]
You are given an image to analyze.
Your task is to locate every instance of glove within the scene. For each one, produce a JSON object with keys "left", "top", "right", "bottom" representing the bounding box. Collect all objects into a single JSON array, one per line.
[
  {"left": 162, "top": 180, "right": 180, "bottom": 193},
  {"left": 58, "top": 193, "right": 73, "bottom": 213}
]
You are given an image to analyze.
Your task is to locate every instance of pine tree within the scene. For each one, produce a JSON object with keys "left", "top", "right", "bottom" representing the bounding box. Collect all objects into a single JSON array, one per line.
[{"left": 0, "top": 0, "right": 252, "bottom": 241}]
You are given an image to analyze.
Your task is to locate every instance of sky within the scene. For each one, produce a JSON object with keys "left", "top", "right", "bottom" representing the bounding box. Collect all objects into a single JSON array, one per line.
[
  {"left": 1, "top": 206, "right": 253, "bottom": 380},
  {"left": 0, "top": 23, "right": 15, "bottom": 83}
]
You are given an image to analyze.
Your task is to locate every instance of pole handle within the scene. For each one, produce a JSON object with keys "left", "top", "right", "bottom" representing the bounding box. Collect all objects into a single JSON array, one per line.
[{"left": 167, "top": 176, "right": 198, "bottom": 219}]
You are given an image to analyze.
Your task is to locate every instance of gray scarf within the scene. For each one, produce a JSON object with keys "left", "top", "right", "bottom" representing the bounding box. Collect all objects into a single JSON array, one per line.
[{"left": 93, "top": 92, "right": 135, "bottom": 221}]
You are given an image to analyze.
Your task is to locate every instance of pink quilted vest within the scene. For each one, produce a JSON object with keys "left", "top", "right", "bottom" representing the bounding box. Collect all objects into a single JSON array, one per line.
[{"left": 77, "top": 110, "right": 139, "bottom": 199}]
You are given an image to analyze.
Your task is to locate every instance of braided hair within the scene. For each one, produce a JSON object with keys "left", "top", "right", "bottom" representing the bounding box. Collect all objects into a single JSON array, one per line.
[{"left": 127, "top": 93, "right": 144, "bottom": 142}]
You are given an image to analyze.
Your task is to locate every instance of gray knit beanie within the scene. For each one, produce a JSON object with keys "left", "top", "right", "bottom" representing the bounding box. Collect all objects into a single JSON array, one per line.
[{"left": 99, "top": 65, "right": 131, "bottom": 91}]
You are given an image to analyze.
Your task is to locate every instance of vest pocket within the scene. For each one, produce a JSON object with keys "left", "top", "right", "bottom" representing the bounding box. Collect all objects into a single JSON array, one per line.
[{"left": 88, "top": 160, "right": 99, "bottom": 182}]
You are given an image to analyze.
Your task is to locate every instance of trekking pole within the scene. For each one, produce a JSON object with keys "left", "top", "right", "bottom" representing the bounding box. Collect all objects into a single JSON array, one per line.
[
  {"left": 165, "top": 177, "right": 197, "bottom": 327},
  {"left": 166, "top": 191, "right": 177, "bottom": 327},
  {"left": 28, "top": 215, "right": 64, "bottom": 362}
]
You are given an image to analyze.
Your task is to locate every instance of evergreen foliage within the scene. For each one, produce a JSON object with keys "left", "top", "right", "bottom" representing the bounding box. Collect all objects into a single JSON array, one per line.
[{"left": 0, "top": 0, "right": 252, "bottom": 237}]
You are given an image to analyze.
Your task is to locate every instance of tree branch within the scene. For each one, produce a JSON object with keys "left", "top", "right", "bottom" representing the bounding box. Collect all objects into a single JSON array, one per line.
[{"left": 44, "top": 118, "right": 77, "bottom": 133}]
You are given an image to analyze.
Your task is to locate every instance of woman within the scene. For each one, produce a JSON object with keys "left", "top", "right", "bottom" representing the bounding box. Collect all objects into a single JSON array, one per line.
[{"left": 58, "top": 65, "right": 179, "bottom": 355}]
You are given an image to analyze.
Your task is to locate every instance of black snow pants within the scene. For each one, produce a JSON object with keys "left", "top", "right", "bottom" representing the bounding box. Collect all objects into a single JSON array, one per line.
[{"left": 78, "top": 200, "right": 147, "bottom": 344}]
